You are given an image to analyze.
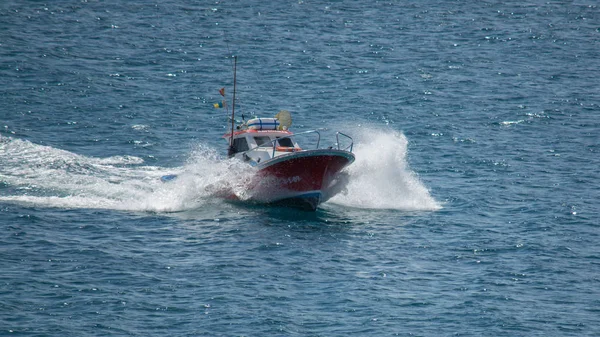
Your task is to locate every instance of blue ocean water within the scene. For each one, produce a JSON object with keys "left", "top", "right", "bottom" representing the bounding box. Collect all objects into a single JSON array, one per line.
[{"left": 1, "top": 0, "right": 599, "bottom": 335}]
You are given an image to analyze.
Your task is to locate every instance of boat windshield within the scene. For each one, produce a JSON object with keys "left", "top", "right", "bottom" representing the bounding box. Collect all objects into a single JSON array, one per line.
[
  {"left": 254, "top": 136, "right": 272, "bottom": 147},
  {"left": 276, "top": 137, "right": 294, "bottom": 148},
  {"left": 232, "top": 138, "right": 249, "bottom": 153}
]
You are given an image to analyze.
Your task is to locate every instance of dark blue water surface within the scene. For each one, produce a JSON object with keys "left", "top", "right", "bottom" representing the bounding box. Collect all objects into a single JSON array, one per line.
[{"left": 1, "top": 1, "right": 599, "bottom": 336}]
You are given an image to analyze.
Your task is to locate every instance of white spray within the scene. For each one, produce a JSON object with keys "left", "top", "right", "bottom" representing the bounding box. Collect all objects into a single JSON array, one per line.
[
  {"left": 0, "top": 137, "right": 250, "bottom": 212},
  {"left": 328, "top": 127, "right": 441, "bottom": 211}
]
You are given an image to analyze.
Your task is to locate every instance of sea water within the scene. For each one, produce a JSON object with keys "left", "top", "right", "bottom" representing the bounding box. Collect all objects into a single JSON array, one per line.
[{"left": 1, "top": 1, "right": 599, "bottom": 336}]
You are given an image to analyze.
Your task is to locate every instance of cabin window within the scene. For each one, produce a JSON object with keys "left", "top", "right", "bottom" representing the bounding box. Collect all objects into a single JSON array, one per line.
[
  {"left": 276, "top": 137, "right": 294, "bottom": 148},
  {"left": 232, "top": 138, "right": 249, "bottom": 153},
  {"left": 254, "top": 136, "right": 272, "bottom": 147}
]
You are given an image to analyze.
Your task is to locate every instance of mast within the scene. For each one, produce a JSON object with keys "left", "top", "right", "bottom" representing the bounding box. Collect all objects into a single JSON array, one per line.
[{"left": 228, "top": 56, "right": 237, "bottom": 156}]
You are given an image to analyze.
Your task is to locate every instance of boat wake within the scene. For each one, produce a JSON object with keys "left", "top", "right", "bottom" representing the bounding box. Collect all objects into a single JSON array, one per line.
[
  {"left": 0, "top": 137, "right": 250, "bottom": 212},
  {"left": 0, "top": 128, "right": 439, "bottom": 213}
]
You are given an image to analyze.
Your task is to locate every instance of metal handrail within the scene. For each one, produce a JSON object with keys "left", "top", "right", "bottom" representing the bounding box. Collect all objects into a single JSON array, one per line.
[
  {"left": 270, "top": 130, "right": 321, "bottom": 157},
  {"left": 237, "top": 129, "right": 356, "bottom": 159},
  {"left": 336, "top": 132, "right": 354, "bottom": 152}
]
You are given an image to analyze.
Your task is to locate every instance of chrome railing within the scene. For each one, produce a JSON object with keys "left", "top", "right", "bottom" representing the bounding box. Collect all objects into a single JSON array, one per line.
[
  {"left": 270, "top": 130, "right": 321, "bottom": 157},
  {"left": 336, "top": 132, "right": 354, "bottom": 152},
  {"left": 238, "top": 129, "right": 353, "bottom": 159}
]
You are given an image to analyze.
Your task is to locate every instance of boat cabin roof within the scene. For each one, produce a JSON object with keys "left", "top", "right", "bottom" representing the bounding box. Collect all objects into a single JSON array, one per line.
[{"left": 222, "top": 129, "right": 292, "bottom": 139}]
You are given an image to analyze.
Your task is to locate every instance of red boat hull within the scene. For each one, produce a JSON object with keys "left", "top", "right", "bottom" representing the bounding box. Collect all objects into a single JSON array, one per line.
[{"left": 243, "top": 149, "right": 355, "bottom": 210}]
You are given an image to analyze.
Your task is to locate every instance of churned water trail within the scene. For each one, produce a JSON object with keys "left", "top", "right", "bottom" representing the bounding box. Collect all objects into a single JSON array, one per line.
[{"left": 0, "top": 137, "right": 243, "bottom": 212}]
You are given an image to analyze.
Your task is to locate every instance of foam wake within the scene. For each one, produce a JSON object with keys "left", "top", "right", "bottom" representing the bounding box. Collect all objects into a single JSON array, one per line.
[
  {"left": 327, "top": 127, "right": 441, "bottom": 211},
  {"left": 0, "top": 137, "right": 249, "bottom": 212}
]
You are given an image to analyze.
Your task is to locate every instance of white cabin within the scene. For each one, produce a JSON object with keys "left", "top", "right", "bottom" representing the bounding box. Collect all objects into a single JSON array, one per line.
[{"left": 225, "top": 129, "right": 303, "bottom": 165}]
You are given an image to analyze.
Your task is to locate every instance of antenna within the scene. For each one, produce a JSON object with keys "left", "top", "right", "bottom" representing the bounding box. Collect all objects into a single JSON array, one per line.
[{"left": 228, "top": 56, "right": 238, "bottom": 156}]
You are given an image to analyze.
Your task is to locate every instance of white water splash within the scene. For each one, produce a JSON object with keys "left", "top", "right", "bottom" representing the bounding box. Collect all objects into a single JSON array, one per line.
[
  {"left": 328, "top": 127, "right": 441, "bottom": 211},
  {"left": 0, "top": 137, "right": 249, "bottom": 212}
]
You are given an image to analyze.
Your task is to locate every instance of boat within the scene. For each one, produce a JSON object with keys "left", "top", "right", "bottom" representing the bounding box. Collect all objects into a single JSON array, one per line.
[
  {"left": 223, "top": 111, "right": 355, "bottom": 211},
  {"left": 162, "top": 57, "right": 355, "bottom": 211}
]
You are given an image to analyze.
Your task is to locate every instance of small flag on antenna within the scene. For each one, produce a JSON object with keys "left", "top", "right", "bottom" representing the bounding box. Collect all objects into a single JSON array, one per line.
[{"left": 219, "top": 88, "right": 225, "bottom": 97}]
